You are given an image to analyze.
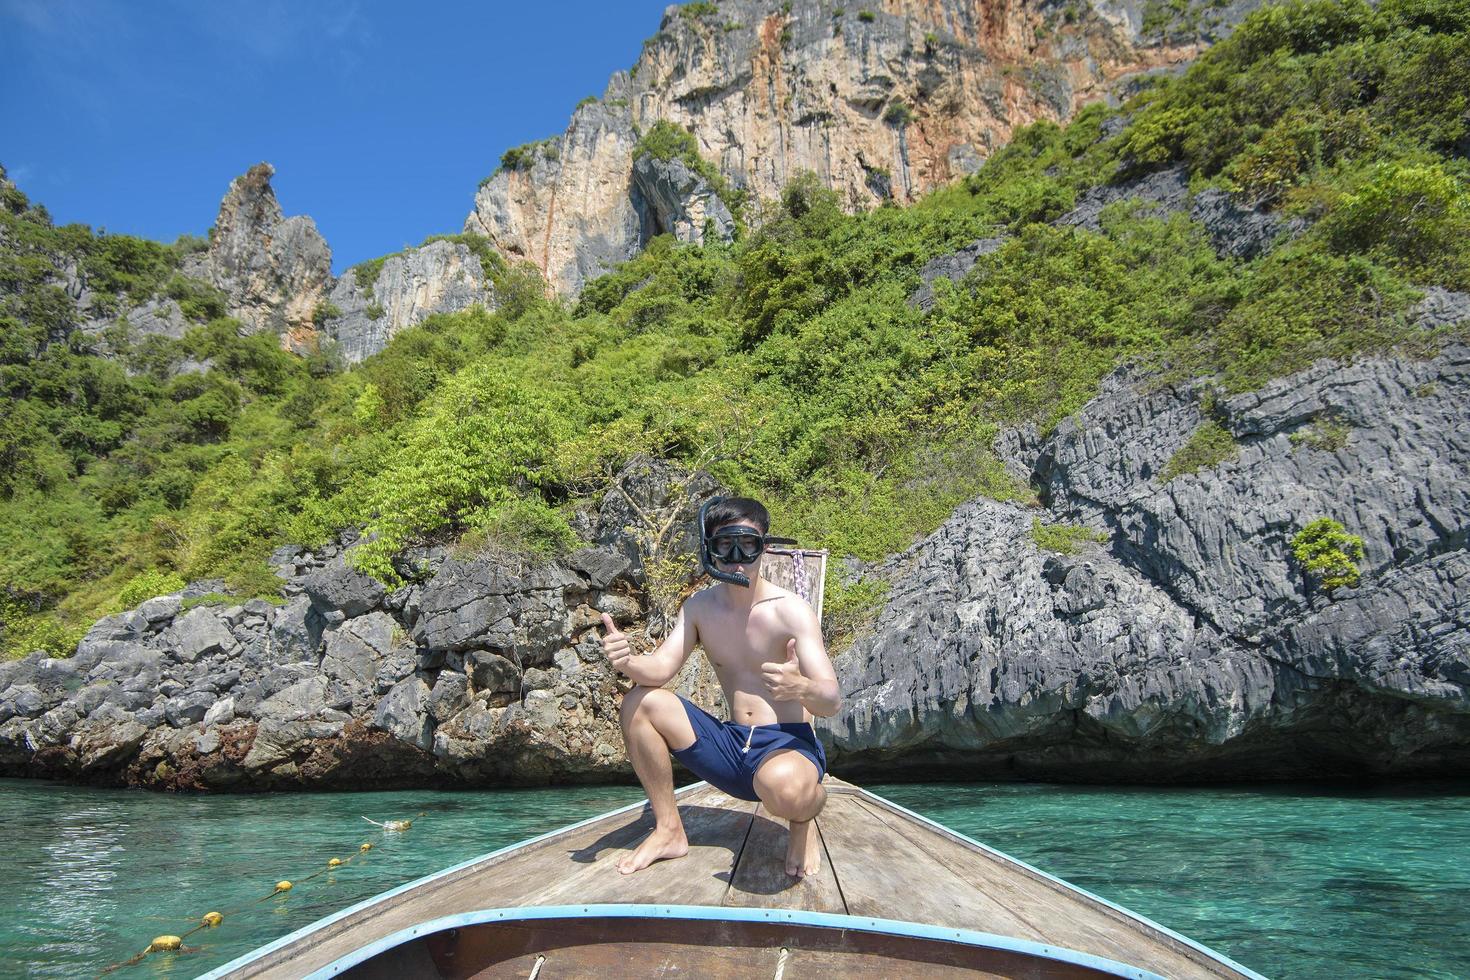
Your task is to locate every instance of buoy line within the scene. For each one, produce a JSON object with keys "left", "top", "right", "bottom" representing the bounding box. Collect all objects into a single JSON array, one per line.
[{"left": 96, "top": 812, "right": 425, "bottom": 976}]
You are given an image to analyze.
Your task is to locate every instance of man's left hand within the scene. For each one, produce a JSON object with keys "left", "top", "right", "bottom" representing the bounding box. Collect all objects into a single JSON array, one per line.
[{"left": 761, "top": 639, "right": 807, "bottom": 702}]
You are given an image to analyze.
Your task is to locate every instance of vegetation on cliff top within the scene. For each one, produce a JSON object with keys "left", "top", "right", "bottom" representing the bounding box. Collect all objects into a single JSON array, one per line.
[{"left": 3, "top": 0, "right": 1468, "bottom": 656}]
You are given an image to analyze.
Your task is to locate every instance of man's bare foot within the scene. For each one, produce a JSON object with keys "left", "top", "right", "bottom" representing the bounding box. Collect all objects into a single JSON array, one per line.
[
  {"left": 617, "top": 825, "right": 689, "bottom": 875},
  {"left": 785, "top": 819, "right": 820, "bottom": 878}
]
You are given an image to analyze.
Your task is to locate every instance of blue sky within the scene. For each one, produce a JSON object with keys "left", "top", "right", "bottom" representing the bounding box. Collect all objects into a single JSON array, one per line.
[{"left": 0, "top": 0, "right": 673, "bottom": 272}]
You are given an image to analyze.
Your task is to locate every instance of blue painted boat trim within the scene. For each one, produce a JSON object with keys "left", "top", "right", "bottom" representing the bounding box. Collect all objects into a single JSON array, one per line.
[
  {"left": 194, "top": 784, "right": 682, "bottom": 980},
  {"left": 298, "top": 904, "right": 1168, "bottom": 980},
  {"left": 858, "top": 790, "right": 1270, "bottom": 980}
]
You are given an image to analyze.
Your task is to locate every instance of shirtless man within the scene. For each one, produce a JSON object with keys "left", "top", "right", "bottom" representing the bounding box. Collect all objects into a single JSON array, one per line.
[{"left": 599, "top": 496, "right": 841, "bottom": 878}]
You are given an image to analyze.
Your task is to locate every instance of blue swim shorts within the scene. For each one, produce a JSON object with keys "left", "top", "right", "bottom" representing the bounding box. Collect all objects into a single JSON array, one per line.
[{"left": 670, "top": 694, "right": 827, "bottom": 803}]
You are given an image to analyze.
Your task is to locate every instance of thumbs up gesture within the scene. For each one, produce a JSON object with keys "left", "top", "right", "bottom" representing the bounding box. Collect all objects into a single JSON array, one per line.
[
  {"left": 761, "top": 638, "right": 807, "bottom": 702},
  {"left": 599, "top": 613, "right": 633, "bottom": 674}
]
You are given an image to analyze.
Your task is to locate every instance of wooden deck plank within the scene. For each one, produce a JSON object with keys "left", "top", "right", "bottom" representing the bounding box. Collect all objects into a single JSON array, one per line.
[
  {"left": 721, "top": 805, "right": 846, "bottom": 913},
  {"left": 853, "top": 793, "right": 1245, "bottom": 979},
  {"left": 813, "top": 793, "right": 1050, "bottom": 942},
  {"left": 517, "top": 791, "right": 757, "bottom": 907}
]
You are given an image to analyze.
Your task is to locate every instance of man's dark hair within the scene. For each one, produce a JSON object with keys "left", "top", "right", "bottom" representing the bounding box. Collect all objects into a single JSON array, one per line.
[{"left": 702, "top": 496, "right": 770, "bottom": 536}]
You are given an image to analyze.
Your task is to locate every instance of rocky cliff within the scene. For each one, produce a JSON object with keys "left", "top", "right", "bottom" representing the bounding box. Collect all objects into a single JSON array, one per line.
[
  {"left": 465, "top": 0, "right": 1259, "bottom": 295},
  {"left": 197, "top": 163, "right": 333, "bottom": 342},
  {"left": 833, "top": 335, "right": 1470, "bottom": 780},
  {"left": 122, "top": 164, "right": 501, "bottom": 362},
  {"left": 5, "top": 331, "right": 1465, "bottom": 789}
]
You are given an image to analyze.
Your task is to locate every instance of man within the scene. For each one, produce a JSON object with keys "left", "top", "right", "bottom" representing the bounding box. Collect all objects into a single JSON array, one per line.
[{"left": 599, "top": 496, "right": 841, "bottom": 878}]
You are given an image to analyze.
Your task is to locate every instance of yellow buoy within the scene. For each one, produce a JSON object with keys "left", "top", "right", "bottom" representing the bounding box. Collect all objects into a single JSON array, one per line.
[
  {"left": 359, "top": 843, "right": 372, "bottom": 852},
  {"left": 202, "top": 912, "right": 223, "bottom": 927},
  {"left": 328, "top": 858, "right": 342, "bottom": 867},
  {"left": 274, "top": 880, "right": 292, "bottom": 893},
  {"left": 149, "top": 936, "right": 183, "bottom": 952}
]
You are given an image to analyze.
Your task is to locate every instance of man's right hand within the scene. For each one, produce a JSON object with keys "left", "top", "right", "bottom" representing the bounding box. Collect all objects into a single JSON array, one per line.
[{"left": 599, "top": 613, "right": 633, "bottom": 674}]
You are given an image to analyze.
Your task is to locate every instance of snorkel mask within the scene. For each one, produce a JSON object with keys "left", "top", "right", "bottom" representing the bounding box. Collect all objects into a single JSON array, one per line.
[{"left": 698, "top": 497, "right": 797, "bottom": 587}]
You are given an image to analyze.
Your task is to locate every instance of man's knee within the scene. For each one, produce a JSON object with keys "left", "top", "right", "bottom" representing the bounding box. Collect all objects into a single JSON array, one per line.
[
  {"left": 754, "top": 754, "right": 823, "bottom": 814},
  {"left": 619, "top": 685, "right": 679, "bottom": 732}
]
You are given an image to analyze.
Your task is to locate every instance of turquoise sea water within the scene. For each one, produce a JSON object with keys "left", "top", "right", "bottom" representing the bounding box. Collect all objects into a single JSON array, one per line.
[{"left": 1, "top": 779, "right": 1467, "bottom": 979}]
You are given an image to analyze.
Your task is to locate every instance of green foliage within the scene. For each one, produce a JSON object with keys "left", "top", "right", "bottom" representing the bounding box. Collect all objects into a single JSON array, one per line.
[
  {"left": 499, "top": 139, "right": 558, "bottom": 173},
  {"left": 6, "top": 0, "right": 1469, "bottom": 647},
  {"left": 365, "top": 303, "right": 385, "bottom": 321},
  {"left": 1031, "top": 519, "right": 1108, "bottom": 554},
  {"left": 312, "top": 300, "right": 343, "bottom": 326},
  {"left": 857, "top": 10, "right": 876, "bottom": 22},
  {"left": 822, "top": 578, "right": 889, "bottom": 650},
  {"left": 180, "top": 592, "right": 235, "bottom": 611},
  {"left": 883, "top": 100, "right": 913, "bottom": 127},
  {"left": 678, "top": 1, "right": 718, "bottom": 18},
  {"left": 1162, "top": 421, "right": 1238, "bottom": 481},
  {"left": 1290, "top": 415, "right": 1352, "bottom": 451},
  {"left": 1322, "top": 162, "right": 1470, "bottom": 289},
  {"left": 1291, "top": 516, "right": 1365, "bottom": 590},
  {"left": 116, "top": 568, "right": 186, "bottom": 609},
  {"left": 1, "top": 594, "right": 86, "bottom": 660},
  {"left": 575, "top": 95, "right": 599, "bottom": 110}
]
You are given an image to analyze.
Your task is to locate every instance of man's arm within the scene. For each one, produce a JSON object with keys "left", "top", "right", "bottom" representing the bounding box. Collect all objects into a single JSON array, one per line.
[
  {"left": 761, "top": 600, "right": 842, "bottom": 717},
  {"left": 598, "top": 602, "right": 698, "bottom": 688}
]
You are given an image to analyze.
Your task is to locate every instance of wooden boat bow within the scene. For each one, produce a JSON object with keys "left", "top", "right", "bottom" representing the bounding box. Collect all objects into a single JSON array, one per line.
[{"left": 200, "top": 779, "right": 1265, "bottom": 979}]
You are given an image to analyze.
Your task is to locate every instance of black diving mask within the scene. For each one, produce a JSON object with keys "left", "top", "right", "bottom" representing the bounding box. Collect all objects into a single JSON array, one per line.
[{"left": 709, "top": 528, "right": 767, "bottom": 565}]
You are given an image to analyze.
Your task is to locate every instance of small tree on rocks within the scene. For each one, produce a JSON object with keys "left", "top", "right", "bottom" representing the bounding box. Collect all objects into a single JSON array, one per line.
[{"left": 1291, "top": 517, "right": 1365, "bottom": 592}]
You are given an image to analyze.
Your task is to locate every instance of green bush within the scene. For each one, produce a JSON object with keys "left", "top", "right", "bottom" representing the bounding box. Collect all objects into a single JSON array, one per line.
[
  {"left": 1161, "top": 421, "right": 1238, "bottom": 481},
  {"left": 312, "top": 300, "right": 343, "bottom": 326},
  {"left": 1291, "top": 516, "right": 1365, "bottom": 590},
  {"left": 116, "top": 568, "right": 186, "bottom": 610},
  {"left": 1323, "top": 162, "right": 1470, "bottom": 289},
  {"left": 1031, "top": 519, "right": 1108, "bottom": 554}
]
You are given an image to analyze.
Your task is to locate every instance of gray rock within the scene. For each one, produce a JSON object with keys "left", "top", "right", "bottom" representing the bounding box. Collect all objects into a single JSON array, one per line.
[
  {"left": 164, "top": 691, "right": 216, "bottom": 728},
  {"left": 322, "top": 240, "right": 500, "bottom": 364},
  {"left": 1057, "top": 166, "right": 1191, "bottom": 232},
  {"left": 1410, "top": 287, "right": 1470, "bottom": 330},
  {"left": 321, "top": 611, "right": 399, "bottom": 711},
  {"left": 204, "top": 163, "right": 332, "bottom": 339},
  {"left": 256, "top": 676, "right": 329, "bottom": 724},
  {"left": 427, "top": 671, "right": 470, "bottom": 722},
  {"left": 1189, "top": 188, "right": 1305, "bottom": 260},
  {"left": 413, "top": 556, "right": 576, "bottom": 654},
  {"left": 269, "top": 596, "right": 326, "bottom": 663},
  {"left": 466, "top": 650, "right": 522, "bottom": 693},
  {"left": 303, "top": 557, "right": 387, "bottom": 618},
  {"left": 832, "top": 343, "right": 1470, "bottom": 780},
  {"left": 372, "top": 676, "right": 434, "bottom": 752},
  {"left": 138, "top": 595, "right": 183, "bottom": 623},
  {"left": 0, "top": 685, "right": 47, "bottom": 723},
  {"left": 203, "top": 696, "right": 236, "bottom": 728},
  {"left": 631, "top": 153, "right": 736, "bottom": 247},
  {"left": 171, "top": 607, "right": 237, "bottom": 662}
]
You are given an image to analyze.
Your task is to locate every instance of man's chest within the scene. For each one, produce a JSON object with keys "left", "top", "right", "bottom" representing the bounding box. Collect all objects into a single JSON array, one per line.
[{"left": 696, "top": 608, "right": 787, "bottom": 671}]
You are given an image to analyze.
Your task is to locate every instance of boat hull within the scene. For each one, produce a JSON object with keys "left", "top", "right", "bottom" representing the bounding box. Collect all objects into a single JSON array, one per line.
[{"left": 333, "top": 905, "right": 1165, "bottom": 980}]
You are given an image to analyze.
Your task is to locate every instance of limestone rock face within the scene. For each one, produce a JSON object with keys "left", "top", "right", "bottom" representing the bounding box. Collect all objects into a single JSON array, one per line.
[
  {"left": 203, "top": 163, "right": 332, "bottom": 340},
  {"left": 632, "top": 154, "right": 736, "bottom": 246},
  {"left": 831, "top": 343, "right": 1470, "bottom": 780},
  {"left": 466, "top": 0, "right": 1256, "bottom": 295},
  {"left": 322, "top": 239, "right": 500, "bottom": 364}
]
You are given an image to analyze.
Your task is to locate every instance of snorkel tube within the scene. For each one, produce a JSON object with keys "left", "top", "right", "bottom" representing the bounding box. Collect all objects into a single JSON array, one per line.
[{"left": 698, "top": 497, "right": 797, "bottom": 588}]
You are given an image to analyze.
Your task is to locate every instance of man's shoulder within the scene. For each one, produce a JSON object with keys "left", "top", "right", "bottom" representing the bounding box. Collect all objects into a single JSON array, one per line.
[{"left": 760, "top": 582, "right": 817, "bottom": 622}]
